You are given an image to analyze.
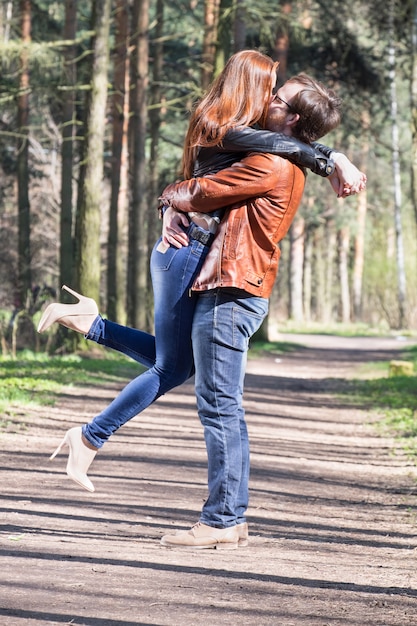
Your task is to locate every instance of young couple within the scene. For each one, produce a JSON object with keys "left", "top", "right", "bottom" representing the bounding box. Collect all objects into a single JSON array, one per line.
[{"left": 38, "top": 50, "right": 366, "bottom": 549}]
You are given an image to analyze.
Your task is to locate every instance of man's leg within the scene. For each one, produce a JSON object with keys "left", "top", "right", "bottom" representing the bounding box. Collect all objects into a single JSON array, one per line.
[
  {"left": 160, "top": 288, "right": 268, "bottom": 548},
  {"left": 192, "top": 288, "right": 268, "bottom": 528}
]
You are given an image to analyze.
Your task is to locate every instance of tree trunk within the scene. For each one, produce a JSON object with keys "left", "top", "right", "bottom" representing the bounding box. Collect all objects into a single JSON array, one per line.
[
  {"left": 289, "top": 214, "right": 304, "bottom": 323},
  {"left": 411, "top": 0, "right": 417, "bottom": 229},
  {"left": 233, "top": 0, "right": 246, "bottom": 52},
  {"left": 16, "top": 0, "right": 31, "bottom": 308},
  {"left": 75, "top": 0, "right": 111, "bottom": 304},
  {"left": 146, "top": 0, "right": 164, "bottom": 329},
  {"left": 1, "top": 2, "right": 13, "bottom": 45},
  {"left": 323, "top": 218, "right": 336, "bottom": 324},
  {"left": 313, "top": 226, "right": 325, "bottom": 322},
  {"left": 303, "top": 225, "right": 313, "bottom": 323},
  {"left": 338, "top": 226, "right": 350, "bottom": 324},
  {"left": 388, "top": 1, "right": 407, "bottom": 328},
  {"left": 107, "top": 0, "right": 130, "bottom": 323},
  {"left": 201, "top": 0, "right": 221, "bottom": 90},
  {"left": 352, "top": 111, "right": 369, "bottom": 322},
  {"left": 273, "top": 2, "right": 292, "bottom": 82},
  {"left": 60, "top": 0, "right": 77, "bottom": 293},
  {"left": 127, "top": 0, "right": 149, "bottom": 328},
  {"left": 352, "top": 191, "right": 367, "bottom": 322}
]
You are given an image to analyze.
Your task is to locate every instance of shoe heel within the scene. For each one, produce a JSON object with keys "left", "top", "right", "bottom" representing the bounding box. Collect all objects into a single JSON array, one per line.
[
  {"left": 62, "top": 284, "right": 82, "bottom": 300},
  {"left": 62, "top": 285, "right": 94, "bottom": 306},
  {"left": 49, "top": 434, "right": 68, "bottom": 461},
  {"left": 37, "top": 286, "right": 98, "bottom": 334},
  {"left": 49, "top": 427, "right": 96, "bottom": 492}
]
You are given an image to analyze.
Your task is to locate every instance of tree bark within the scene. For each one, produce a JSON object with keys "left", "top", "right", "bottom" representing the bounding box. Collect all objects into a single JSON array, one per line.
[
  {"left": 273, "top": 2, "right": 293, "bottom": 82},
  {"left": 1, "top": 2, "right": 13, "bottom": 44},
  {"left": 303, "top": 225, "right": 313, "bottom": 323},
  {"left": 127, "top": 0, "right": 149, "bottom": 328},
  {"left": 338, "top": 226, "right": 351, "bottom": 324},
  {"left": 60, "top": 0, "right": 77, "bottom": 293},
  {"left": 352, "top": 111, "right": 369, "bottom": 322},
  {"left": 233, "top": 0, "right": 246, "bottom": 52},
  {"left": 75, "top": 0, "right": 111, "bottom": 304},
  {"left": 107, "top": 0, "right": 130, "bottom": 323},
  {"left": 411, "top": 0, "right": 417, "bottom": 229},
  {"left": 352, "top": 191, "right": 367, "bottom": 322},
  {"left": 289, "top": 214, "right": 305, "bottom": 323},
  {"left": 146, "top": 0, "right": 164, "bottom": 329},
  {"left": 201, "top": 0, "right": 221, "bottom": 90},
  {"left": 323, "top": 218, "right": 336, "bottom": 324},
  {"left": 388, "top": 1, "right": 407, "bottom": 328},
  {"left": 16, "top": 0, "right": 31, "bottom": 308}
]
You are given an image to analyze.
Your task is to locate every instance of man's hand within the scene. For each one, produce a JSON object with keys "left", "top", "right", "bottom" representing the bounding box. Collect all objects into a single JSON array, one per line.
[
  {"left": 162, "top": 206, "right": 190, "bottom": 248},
  {"left": 329, "top": 153, "right": 367, "bottom": 198}
]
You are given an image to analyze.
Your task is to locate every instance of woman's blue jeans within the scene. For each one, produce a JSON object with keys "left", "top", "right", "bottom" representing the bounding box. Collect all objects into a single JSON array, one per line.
[
  {"left": 191, "top": 288, "right": 269, "bottom": 528},
  {"left": 82, "top": 233, "right": 210, "bottom": 449}
]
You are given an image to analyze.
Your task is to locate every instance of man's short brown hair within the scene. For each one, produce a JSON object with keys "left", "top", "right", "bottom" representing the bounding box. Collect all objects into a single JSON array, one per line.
[{"left": 287, "top": 74, "right": 342, "bottom": 143}]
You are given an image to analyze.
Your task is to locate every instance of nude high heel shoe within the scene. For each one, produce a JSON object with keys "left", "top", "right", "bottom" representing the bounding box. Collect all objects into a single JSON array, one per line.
[
  {"left": 37, "top": 285, "right": 98, "bottom": 334},
  {"left": 50, "top": 426, "right": 97, "bottom": 492}
]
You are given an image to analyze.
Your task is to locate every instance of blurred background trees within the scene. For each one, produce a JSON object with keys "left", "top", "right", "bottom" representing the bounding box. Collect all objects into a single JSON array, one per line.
[{"left": 0, "top": 0, "right": 415, "bottom": 352}]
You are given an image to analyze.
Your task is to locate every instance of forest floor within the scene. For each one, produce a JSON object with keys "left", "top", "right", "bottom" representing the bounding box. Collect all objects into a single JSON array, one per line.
[{"left": 1, "top": 333, "right": 417, "bottom": 626}]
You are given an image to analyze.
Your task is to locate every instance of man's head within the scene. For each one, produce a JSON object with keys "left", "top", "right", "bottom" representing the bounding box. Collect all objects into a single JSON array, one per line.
[{"left": 266, "top": 73, "right": 342, "bottom": 143}]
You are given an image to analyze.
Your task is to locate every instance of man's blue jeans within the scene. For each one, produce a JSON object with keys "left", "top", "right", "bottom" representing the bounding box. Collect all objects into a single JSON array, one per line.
[
  {"left": 82, "top": 233, "right": 209, "bottom": 448},
  {"left": 191, "top": 288, "right": 269, "bottom": 528}
]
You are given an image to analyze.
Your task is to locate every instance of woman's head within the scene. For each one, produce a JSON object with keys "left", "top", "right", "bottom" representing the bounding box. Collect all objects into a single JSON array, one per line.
[{"left": 182, "top": 50, "right": 278, "bottom": 178}]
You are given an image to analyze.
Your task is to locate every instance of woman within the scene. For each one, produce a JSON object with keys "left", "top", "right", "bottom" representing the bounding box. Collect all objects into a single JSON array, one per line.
[{"left": 38, "top": 50, "right": 365, "bottom": 493}]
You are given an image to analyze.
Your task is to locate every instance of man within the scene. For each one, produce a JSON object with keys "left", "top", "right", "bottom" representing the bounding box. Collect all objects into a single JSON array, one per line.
[{"left": 158, "top": 74, "right": 365, "bottom": 549}]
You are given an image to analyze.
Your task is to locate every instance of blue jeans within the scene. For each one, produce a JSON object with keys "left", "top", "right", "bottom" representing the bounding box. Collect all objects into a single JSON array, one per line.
[
  {"left": 191, "top": 288, "right": 269, "bottom": 528},
  {"left": 82, "top": 230, "right": 210, "bottom": 448}
]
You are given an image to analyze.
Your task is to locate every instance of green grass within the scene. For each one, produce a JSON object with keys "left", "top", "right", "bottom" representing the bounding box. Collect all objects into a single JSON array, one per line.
[
  {"left": 274, "top": 320, "right": 417, "bottom": 338},
  {"left": 252, "top": 340, "right": 417, "bottom": 462},
  {"left": 345, "top": 344, "right": 417, "bottom": 458},
  {"left": 249, "top": 339, "right": 303, "bottom": 358},
  {"left": 335, "top": 341, "right": 415, "bottom": 459},
  {"left": 2, "top": 343, "right": 417, "bottom": 462},
  {"left": 0, "top": 351, "right": 144, "bottom": 421}
]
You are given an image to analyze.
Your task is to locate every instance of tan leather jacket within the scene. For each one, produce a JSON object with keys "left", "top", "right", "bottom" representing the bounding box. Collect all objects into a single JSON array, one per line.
[{"left": 160, "top": 153, "right": 306, "bottom": 298}]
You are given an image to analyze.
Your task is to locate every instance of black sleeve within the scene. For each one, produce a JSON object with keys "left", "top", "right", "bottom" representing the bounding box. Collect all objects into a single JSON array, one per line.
[
  {"left": 311, "top": 141, "right": 335, "bottom": 159},
  {"left": 222, "top": 127, "right": 335, "bottom": 177}
]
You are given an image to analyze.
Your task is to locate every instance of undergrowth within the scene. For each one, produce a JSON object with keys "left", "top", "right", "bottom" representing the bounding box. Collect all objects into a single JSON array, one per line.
[
  {"left": 2, "top": 343, "right": 417, "bottom": 461},
  {"left": 0, "top": 351, "right": 143, "bottom": 426}
]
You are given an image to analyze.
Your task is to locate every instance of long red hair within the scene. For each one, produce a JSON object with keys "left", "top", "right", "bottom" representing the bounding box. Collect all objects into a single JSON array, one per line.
[{"left": 181, "top": 50, "right": 278, "bottom": 178}]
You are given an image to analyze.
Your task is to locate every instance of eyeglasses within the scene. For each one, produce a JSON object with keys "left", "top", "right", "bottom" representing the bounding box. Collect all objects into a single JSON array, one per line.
[{"left": 273, "top": 93, "right": 294, "bottom": 111}]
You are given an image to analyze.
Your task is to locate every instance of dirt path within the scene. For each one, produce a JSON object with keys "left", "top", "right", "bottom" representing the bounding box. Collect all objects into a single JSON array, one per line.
[{"left": 1, "top": 334, "right": 417, "bottom": 625}]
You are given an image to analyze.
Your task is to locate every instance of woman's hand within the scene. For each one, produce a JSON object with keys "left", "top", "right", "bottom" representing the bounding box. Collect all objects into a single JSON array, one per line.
[
  {"left": 329, "top": 152, "right": 367, "bottom": 198},
  {"left": 162, "top": 206, "right": 190, "bottom": 248}
]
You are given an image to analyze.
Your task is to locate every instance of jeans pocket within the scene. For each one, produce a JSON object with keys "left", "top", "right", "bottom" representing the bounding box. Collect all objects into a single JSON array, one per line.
[
  {"left": 211, "top": 294, "right": 268, "bottom": 352},
  {"left": 231, "top": 304, "right": 268, "bottom": 350},
  {"left": 151, "top": 240, "right": 182, "bottom": 272}
]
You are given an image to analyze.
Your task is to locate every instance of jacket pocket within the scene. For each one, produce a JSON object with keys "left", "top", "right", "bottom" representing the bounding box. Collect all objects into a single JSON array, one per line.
[
  {"left": 245, "top": 271, "right": 264, "bottom": 288},
  {"left": 224, "top": 217, "right": 242, "bottom": 260}
]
